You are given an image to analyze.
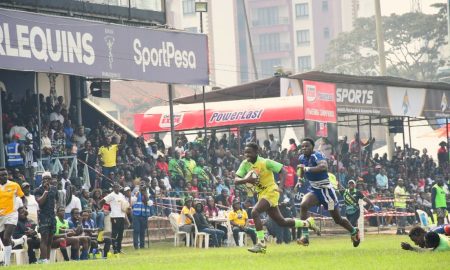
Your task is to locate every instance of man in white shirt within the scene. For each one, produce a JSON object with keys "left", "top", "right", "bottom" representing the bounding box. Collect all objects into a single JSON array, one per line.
[
  {"left": 64, "top": 185, "right": 82, "bottom": 219},
  {"left": 49, "top": 105, "right": 64, "bottom": 124},
  {"left": 100, "top": 183, "right": 127, "bottom": 254},
  {"left": 268, "top": 134, "right": 280, "bottom": 154},
  {"left": 21, "top": 182, "right": 39, "bottom": 223},
  {"left": 376, "top": 169, "right": 389, "bottom": 190}
]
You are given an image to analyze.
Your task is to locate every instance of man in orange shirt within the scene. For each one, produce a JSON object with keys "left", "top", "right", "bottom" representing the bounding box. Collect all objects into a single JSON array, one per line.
[{"left": 0, "top": 167, "right": 25, "bottom": 266}]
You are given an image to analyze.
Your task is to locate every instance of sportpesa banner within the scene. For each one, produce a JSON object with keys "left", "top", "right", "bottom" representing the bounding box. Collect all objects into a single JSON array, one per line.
[{"left": 0, "top": 8, "right": 208, "bottom": 84}]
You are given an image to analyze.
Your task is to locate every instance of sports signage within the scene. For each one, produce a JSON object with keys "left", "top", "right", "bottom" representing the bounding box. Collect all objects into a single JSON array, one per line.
[
  {"left": 335, "top": 83, "right": 389, "bottom": 115},
  {"left": 302, "top": 80, "right": 337, "bottom": 123},
  {"left": 0, "top": 8, "right": 208, "bottom": 84}
]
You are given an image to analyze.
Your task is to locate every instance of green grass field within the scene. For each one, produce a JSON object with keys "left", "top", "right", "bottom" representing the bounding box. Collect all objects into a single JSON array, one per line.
[{"left": 9, "top": 235, "right": 448, "bottom": 270}]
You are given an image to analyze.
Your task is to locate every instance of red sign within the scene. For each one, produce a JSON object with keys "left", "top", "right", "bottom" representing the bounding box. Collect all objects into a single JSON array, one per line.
[
  {"left": 303, "top": 80, "right": 337, "bottom": 123},
  {"left": 134, "top": 97, "right": 304, "bottom": 134}
]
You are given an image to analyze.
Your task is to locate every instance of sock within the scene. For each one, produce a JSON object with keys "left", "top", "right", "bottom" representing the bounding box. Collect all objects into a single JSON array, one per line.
[
  {"left": 256, "top": 230, "right": 265, "bottom": 244},
  {"left": 80, "top": 249, "right": 88, "bottom": 260},
  {"left": 60, "top": 248, "right": 70, "bottom": 261},
  {"left": 295, "top": 219, "right": 308, "bottom": 228},
  {"left": 71, "top": 248, "right": 80, "bottom": 260},
  {"left": 4, "top": 245, "right": 12, "bottom": 266},
  {"left": 302, "top": 227, "right": 309, "bottom": 238}
]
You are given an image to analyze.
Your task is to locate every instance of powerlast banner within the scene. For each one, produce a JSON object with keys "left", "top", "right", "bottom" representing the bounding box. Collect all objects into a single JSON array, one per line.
[{"left": 0, "top": 8, "right": 209, "bottom": 84}]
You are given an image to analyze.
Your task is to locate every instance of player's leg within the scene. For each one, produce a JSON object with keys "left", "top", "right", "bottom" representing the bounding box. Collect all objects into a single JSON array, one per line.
[
  {"left": 324, "top": 185, "right": 360, "bottom": 247},
  {"left": 298, "top": 192, "right": 320, "bottom": 246},
  {"left": 267, "top": 206, "right": 317, "bottom": 230},
  {"left": 2, "top": 224, "right": 16, "bottom": 266},
  {"left": 247, "top": 198, "right": 270, "bottom": 253}
]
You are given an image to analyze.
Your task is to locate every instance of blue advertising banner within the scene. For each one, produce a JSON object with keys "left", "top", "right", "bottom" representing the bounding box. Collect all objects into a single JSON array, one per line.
[{"left": 0, "top": 8, "right": 209, "bottom": 85}]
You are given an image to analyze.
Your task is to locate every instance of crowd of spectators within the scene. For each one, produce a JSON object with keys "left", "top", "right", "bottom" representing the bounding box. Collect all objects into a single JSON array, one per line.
[{"left": 1, "top": 90, "right": 449, "bottom": 262}]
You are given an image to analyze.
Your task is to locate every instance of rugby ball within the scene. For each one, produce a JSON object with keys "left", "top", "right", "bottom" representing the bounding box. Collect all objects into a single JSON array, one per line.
[{"left": 245, "top": 170, "right": 259, "bottom": 189}]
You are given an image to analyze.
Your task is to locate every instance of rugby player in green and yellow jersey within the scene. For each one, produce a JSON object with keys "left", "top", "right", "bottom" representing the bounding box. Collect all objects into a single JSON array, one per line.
[{"left": 234, "top": 142, "right": 318, "bottom": 254}]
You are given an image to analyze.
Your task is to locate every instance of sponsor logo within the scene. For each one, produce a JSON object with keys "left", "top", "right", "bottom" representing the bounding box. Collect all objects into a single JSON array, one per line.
[
  {"left": 0, "top": 23, "right": 95, "bottom": 65},
  {"left": 104, "top": 31, "right": 115, "bottom": 69},
  {"left": 336, "top": 88, "right": 374, "bottom": 104},
  {"left": 441, "top": 92, "right": 448, "bottom": 112},
  {"left": 209, "top": 110, "right": 264, "bottom": 123},
  {"left": 305, "top": 84, "right": 316, "bottom": 102},
  {"left": 159, "top": 113, "right": 184, "bottom": 128},
  {"left": 133, "top": 39, "right": 197, "bottom": 72},
  {"left": 402, "top": 90, "right": 410, "bottom": 114}
]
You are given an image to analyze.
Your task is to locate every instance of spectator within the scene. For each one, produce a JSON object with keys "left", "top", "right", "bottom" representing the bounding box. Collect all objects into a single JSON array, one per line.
[
  {"left": 34, "top": 172, "right": 59, "bottom": 263},
  {"left": 394, "top": 179, "right": 408, "bottom": 235},
  {"left": 178, "top": 197, "right": 195, "bottom": 236},
  {"left": 98, "top": 136, "right": 119, "bottom": 177},
  {"left": 12, "top": 207, "right": 40, "bottom": 264},
  {"left": 131, "top": 184, "right": 152, "bottom": 249},
  {"left": 376, "top": 169, "right": 389, "bottom": 190},
  {"left": 100, "top": 183, "right": 127, "bottom": 254},
  {"left": 229, "top": 200, "right": 256, "bottom": 246},
  {"left": 432, "top": 177, "right": 448, "bottom": 226},
  {"left": 21, "top": 182, "right": 39, "bottom": 223},
  {"left": 192, "top": 202, "right": 224, "bottom": 247}
]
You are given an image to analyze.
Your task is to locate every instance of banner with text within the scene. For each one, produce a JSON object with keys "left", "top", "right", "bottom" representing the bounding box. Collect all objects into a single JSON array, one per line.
[
  {"left": 0, "top": 8, "right": 208, "bottom": 84},
  {"left": 302, "top": 80, "right": 337, "bottom": 123},
  {"left": 335, "top": 83, "right": 389, "bottom": 115},
  {"left": 423, "top": 89, "right": 450, "bottom": 118}
]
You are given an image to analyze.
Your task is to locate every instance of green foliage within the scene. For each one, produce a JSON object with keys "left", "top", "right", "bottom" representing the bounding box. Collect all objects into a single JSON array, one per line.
[
  {"left": 320, "top": 4, "right": 448, "bottom": 81},
  {"left": 9, "top": 235, "right": 449, "bottom": 270}
]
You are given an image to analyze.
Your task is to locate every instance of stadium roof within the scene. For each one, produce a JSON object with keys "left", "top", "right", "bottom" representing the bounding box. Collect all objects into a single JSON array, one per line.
[{"left": 174, "top": 71, "right": 450, "bottom": 104}]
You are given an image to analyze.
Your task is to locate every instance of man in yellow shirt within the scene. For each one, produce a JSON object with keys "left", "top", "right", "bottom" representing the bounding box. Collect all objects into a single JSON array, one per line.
[
  {"left": 0, "top": 167, "right": 25, "bottom": 266},
  {"left": 229, "top": 201, "right": 256, "bottom": 246},
  {"left": 98, "top": 136, "right": 119, "bottom": 177},
  {"left": 234, "top": 142, "right": 318, "bottom": 253}
]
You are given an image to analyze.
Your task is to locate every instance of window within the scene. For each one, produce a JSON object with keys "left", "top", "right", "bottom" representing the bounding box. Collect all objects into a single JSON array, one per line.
[
  {"left": 298, "top": 56, "right": 311, "bottom": 72},
  {"left": 324, "top": 27, "right": 330, "bottom": 39},
  {"left": 296, "top": 30, "right": 310, "bottom": 45},
  {"left": 322, "top": 0, "right": 328, "bottom": 12},
  {"left": 184, "top": 27, "right": 198, "bottom": 33},
  {"left": 183, "top": 0, "right": 195, "bottom": 15},
  {"left": 256, "top": 7, "right": 279, "bottom": 26},
  {"left": 259, "top": 33, "right": 280, "bottom": 52},
  {"left": 260, "top": 59, "right": 281, "bottom": 77},
  {"left": 295, "top": 3, "right": 309, "bottom": 19}
]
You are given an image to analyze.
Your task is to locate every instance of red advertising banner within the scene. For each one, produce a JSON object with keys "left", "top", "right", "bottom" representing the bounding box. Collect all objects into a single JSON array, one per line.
[
  {"left": 302, "top": 80, "right": 337, "bottom": 123},
  {"left": 134, "top": 96, "right": 304, "bottom": 134}
]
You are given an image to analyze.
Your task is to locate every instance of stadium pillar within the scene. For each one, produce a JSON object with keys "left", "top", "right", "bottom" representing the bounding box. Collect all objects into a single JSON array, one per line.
[
  {"left": 0, "top": 89, "right": 4, "bottom": 167},
  {"left": 357, "top": 115, "right": 361, "bottom": 173},
  {"left": 168, "top": 84, "right": 175, "bottom": 148},
  {"left": 35, "top": 73, "right": 42, "bottom": 162},
  {"left": 375, "top": 0, "right": 394, "bottom": 160}
]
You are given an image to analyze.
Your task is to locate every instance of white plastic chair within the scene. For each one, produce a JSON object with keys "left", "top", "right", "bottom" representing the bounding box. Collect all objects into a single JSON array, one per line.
[
  {"left": 168, "top": 213, "right": 191, "bottom": 247},
  {"left": 192, "top": 217, "right": 209, "bottom": 248},
  {"left": 0, "top": 237, "right": 28, "bottom": 265},
  {"left": 416, "top": 209, "right": 430, "bottom": 229}
]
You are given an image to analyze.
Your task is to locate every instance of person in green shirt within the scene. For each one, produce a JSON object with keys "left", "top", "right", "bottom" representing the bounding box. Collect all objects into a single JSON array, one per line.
[
  {"left": 402, "top": 226, "right": 450, "bottom": 252},
  {"left": 168, "top": 151, "right": 186, "bottom": 186},
  {"left": 182, "top": 151, "right": 196, "bottom": 183},
  {"left": 193, "top": 157, "right": 213, "bottom": 190},
  {"left": 432, "top": 178, "right": 448, "bottom": 226},
  {"left": 54, "top": 206, "right": 81, "bottom": 260},
  {"left": 234, "top": 142, "right": 319, "bottom": 254}
]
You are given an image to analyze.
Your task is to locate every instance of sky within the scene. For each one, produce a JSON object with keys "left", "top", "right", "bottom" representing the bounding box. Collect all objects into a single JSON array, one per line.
[{"left": 358, "top": 0, "right": 447, "bottom": 17}]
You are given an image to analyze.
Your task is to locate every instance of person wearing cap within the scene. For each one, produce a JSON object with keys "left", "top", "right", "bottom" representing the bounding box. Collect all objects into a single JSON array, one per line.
[
  {"left": 100, "top": 183, "right": 127, "bottom": 254},
  {"left": 229, "top": 200, "right": 257, "bottom": 246},
  {"left": 22, "top": 182, "right": 38, "bottom": 223},
  {"left": 0, "top": 167, "right": 25, "bottom": 266},
  {"left": 343, "top": 180, "right": 374, "bottom": 227},
  {"left": 34, "top": 171, "right": 59, "bottom": 263},
  {"left": 131, "top": 184, "right": 151, "bottom": 249}
]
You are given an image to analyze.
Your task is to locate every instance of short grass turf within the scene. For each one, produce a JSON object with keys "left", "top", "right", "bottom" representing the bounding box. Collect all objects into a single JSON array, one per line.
[{"left": 9, "top": 235, "right": 448, "bottom": 270}]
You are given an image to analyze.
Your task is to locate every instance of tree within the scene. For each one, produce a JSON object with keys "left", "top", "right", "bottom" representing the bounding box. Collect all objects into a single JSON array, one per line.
[{"left": 320, "top": 4, "right": 448, "bottom": 81}]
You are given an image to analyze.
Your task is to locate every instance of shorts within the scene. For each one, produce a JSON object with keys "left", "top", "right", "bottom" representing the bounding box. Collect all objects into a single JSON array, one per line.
[
  {"left": 0, "top": 212, "right": 19, "bottom": 232},
  {"left": 435, "top": 208, "right": 447, "bottom": 219},
  {"left": 308, "top": 185, "right": 339, "bottom": 211},
  {"left": 257, "top": 186, "right": 280, "bottom": 207},
  {"left": 38, "top": 214, "right": 56, "bottom": 235}
]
